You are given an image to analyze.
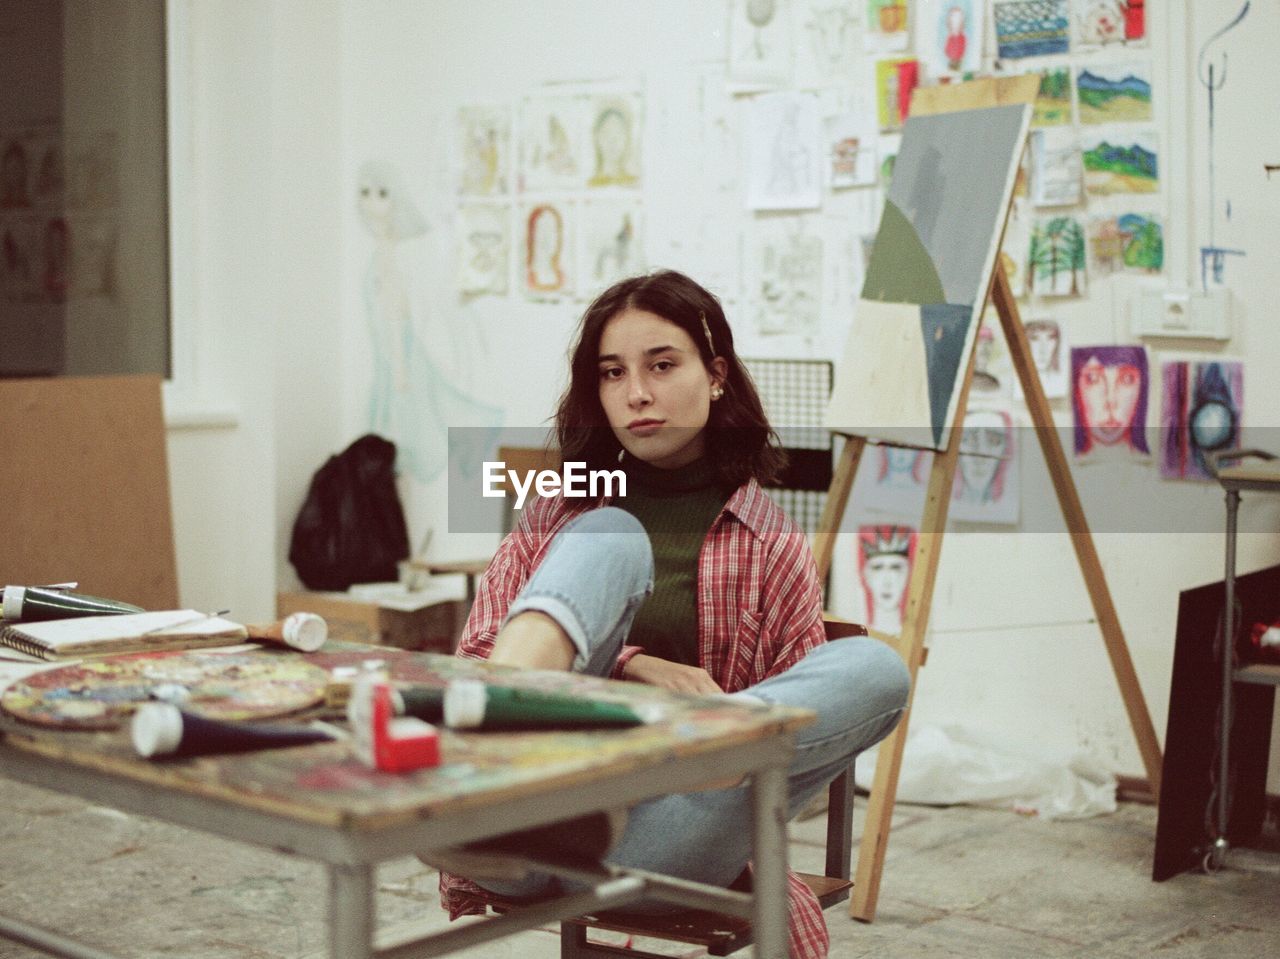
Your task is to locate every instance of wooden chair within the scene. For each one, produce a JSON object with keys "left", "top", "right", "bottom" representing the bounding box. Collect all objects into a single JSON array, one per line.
[{"left": 558, "top": 616, "right": 869, "bottom": 959}]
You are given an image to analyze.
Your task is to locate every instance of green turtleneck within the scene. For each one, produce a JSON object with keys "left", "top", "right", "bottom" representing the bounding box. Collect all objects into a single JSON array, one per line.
[{"left": 615, "top": 455, "right": 734, "bottom": 666}]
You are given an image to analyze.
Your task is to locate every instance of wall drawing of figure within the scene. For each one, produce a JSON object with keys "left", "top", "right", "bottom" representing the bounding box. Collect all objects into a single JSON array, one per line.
[{"left": 358, "top": 161, "right": 502, "bottom": 485}]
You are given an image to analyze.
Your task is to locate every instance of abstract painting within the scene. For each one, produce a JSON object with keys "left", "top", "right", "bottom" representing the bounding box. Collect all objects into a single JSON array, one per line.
[
  {"left": 1071, "top": 345, "right": 1150, "bottom": 460},
  {"left": 827, "top": 102, "right": 1030, "bottom": 450},
  {"left": 748, "top": 217, "right": 823, "bottom": 336},
  {"left": 856, "top": 524, "right": 918, "bottom": 635},
  {"left": 1014, "top": 316, "right": 1069, "bottom": 400},
  {"left": 456, "top": 203, "right": 510, "bottom": 297},
  {"left": 1031, "top": 128, "right": 1082, "bottom": 207},
  {"left": 586, "top": 94, "right": 642, "bottom": 188},
  {"left": 994, "top": 0, "right": 1070, "bottom": 59},
  {"left": 1087, "top": 212, "right": 1163, "bottom": 276},
  {"left": 876, "top": 58, "right": 920, "bottom": 131},
  {"left": 952, "top": 405, "right": 1019, "bottom": 525},
  {"left": 520, "top": 200, "right": 574, "bottom": 299},
  {"left": 456, "top": 105, "right": 511, "bottom": 196},
  {"left": 1077, "top": 61, "right": 1153, "bottom": 123},
  {"left": 1029, "top": 215, "right": 1087, "bottom": 296},
  {"left": 518, "top": 96, "right": 585, "bottom": 192},
  {"left": 1081, "top": 130, "right": 1158, "bottom": 195},
  {"left": 1073, "top": 0, "right": 1147, "bottom": 48},
  {"left": 865, "top": 0, "right": 910, "bottom": 52},
  {"left": 578, "top": 199, "right": 643, "bottom": 297},
  {"left": 1160, "top": 360, "right": 1243, "bottom": 481},
  {"left": 728, "top": 0, "right": 792, "bottom": 89},
  {"left": 923, "top": 0, "right": 984, "bottom": 76},
  {"left": 1029, "top": 66, "right": 1073, "bottom": 126},
  {"left": 746, "top": 92, "right": 823, "bottom": 210}
]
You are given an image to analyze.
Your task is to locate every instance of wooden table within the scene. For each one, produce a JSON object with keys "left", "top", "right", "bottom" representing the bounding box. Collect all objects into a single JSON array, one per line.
[{"left": 0, "top": 648, "right": 813, "bottom": 959}]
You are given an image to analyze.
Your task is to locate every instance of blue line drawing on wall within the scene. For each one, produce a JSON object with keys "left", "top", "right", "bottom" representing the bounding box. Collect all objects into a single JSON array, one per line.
[
  {"left": 1197, "top": 1, "right": 1249, "bottom": 291},
  {"left": 358, "top": 161, "right": 502, "bottom": 485}
]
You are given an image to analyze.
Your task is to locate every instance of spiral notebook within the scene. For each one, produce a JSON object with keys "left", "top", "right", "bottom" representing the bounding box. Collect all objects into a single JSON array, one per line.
[{"left": 0, "top": 610, "right": 248, "bottom": 661}]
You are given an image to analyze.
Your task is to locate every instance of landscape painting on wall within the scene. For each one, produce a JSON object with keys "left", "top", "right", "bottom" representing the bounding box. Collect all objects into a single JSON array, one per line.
[
  {"left": 1076, "top": 62, "right": 1152, "bottom": 123},
  {"left": 1082, "top": 132, "right": 1158, "bottom": 195}
]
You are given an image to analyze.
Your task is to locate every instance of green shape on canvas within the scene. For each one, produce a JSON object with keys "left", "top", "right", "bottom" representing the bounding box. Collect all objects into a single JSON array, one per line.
[{"left": 862, "top": 199, "right": 946, "bottom": 305}]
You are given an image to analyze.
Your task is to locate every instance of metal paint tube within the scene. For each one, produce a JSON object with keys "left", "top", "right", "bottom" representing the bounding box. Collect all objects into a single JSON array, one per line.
[
  {"left": 442, "top": 678, "right": 649, "bottom": 730},
  {"left": 131, "top": 703, "right": 334, "bottom": 758},
  {"left": 1, "top": 585, "right": 144, "bottom": 621}
]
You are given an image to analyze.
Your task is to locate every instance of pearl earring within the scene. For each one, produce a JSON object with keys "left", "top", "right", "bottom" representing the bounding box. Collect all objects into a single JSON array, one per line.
[{"left": 710, "top": 385, "right": 724, "bottom": 400}]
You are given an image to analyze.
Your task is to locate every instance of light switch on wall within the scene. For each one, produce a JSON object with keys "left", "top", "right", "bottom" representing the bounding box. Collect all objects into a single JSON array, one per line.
[{"left": 1130, "top": 287, "right": 1232, "bottom": 340}]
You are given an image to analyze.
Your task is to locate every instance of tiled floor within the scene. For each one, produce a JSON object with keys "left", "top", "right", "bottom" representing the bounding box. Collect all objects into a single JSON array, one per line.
[{"left": 0, "top": 776, "right": 1276, "bottom": 958}]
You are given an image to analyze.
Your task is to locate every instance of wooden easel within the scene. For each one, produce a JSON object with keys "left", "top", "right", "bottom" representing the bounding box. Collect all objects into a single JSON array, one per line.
[{"left": 810, "top": 80, "right": 1165, "bottom": 923}]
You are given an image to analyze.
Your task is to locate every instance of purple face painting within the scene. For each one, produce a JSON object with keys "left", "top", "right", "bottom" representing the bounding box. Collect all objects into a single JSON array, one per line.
[{"left": 1071, "top": 345, "right": 1150, "bottom": 456}]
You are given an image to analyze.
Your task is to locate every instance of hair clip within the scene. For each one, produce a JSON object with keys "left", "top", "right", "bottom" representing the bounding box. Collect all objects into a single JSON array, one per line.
[{"left": 699, "top": 311, "right": 715, "bottom": 356}]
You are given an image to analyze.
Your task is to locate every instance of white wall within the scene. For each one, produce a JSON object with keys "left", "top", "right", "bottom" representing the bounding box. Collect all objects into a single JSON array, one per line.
[{"left": 168, "top": 0, "right": 1280, "bottom": 784}]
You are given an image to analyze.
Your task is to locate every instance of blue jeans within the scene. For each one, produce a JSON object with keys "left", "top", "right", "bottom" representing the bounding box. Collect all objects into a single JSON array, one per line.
[{"left": 480, "top": 507, "right": 910, "bottom": 908}]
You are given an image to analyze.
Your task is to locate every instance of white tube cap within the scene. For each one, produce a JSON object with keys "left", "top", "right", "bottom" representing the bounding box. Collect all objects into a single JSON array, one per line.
[
  {"left": 2, "top": 585, "right": 25, "bottom": 620},
  {"left": 282, "top": 612, "right": 328, "bottom": 652},
  {"left": 443, "top": 679, "right": 487, "bottom": 729},
  {"left": 132, "top": 702, "right": 184, "bottom": 757}
]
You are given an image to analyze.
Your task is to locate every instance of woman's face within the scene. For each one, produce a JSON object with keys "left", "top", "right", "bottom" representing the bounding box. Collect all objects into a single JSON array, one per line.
[
  {"left": 1027, "top": 323, "right": 1060, "bottom": 371},
  {"left": 865, "top": 554, "right": 909, "bottom": 611},
  {"left": 958, "top": 409, "right": 1008, "bottom": 494},
  {"left": 1078, "top": 356, "right": 1141, "bottom": 447},
  {"left": 597, "top": 307, "right": 724, "bottom": 470},
  {"left": 358, "top": 179, "right": 393, "bottom": 238}
]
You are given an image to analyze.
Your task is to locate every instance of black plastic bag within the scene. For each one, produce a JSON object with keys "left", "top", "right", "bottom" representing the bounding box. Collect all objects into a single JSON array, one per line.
[{"left": 288, "top": 434, "right": 410, "bottom": 591}]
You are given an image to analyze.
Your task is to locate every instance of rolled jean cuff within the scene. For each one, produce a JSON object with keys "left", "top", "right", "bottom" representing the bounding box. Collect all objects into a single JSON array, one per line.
[{"left": 503, "top": 594, "right": 592, "bottom": 670}]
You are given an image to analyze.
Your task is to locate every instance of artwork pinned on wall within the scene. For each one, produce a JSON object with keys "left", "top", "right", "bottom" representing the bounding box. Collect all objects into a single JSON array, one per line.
[
  {"left": 1087, "top": 212, "right": 1163, "bottom": 277},
  {"left": 1073, "top": 0, "right": 1147, "bottom": 49},
  {"left": 802, "top": 2, "right": 859, "bottom": 79},
  {"left": 578, "top": 199, "right": 644, "bottom": 297},
  {"left": 1029, "top": 214, "right": 1087, "bottom": 297},
  {"left": 1159, "top": 360, "right": 1244, "bottom": 481},
  {"left": 1071, "top": 344, "right": 1150, "bottom": 461},
  {"left": 1076, "top": 61, "right": 1153, "bottom": 124},
  {"left": 877, "top": 132, "right": 901, "bottom": 189},
  {"left": 971, "top": 309, "right": 1012, "bottom": 397},
  {"left": 1014, "top": 316, "right": 1070, "bottom": 400},
  {"left": 998, "top": 196, "right": 1031, "bottom": 298},
  {"left": 865, "top": 0, "right": 910, "bottom": 52},
  {"left": 952, "top": 404, "right": 1020, "bottom": 525},
  {"left": 875, "top": 57, "right": 919, "bottom": 132},
  {"left": 825, "top": 111, "right": 878, "bottom": 189},
  {"left": 1, "top": 216, "right": 39, "bottom": 301},
  {"left": 67, "top": 215, "right": 117, "bottom": 300},
  {"left": 1030, "top": 128, "right": 1083, "bottom": 207},
  {"left": 727, "top": 0, "right": 793, "bottom": 90},
  {"left": 856, "top": 524, "right": 918, "bottom": 636},
  {"left": 923, "top": 0, "right": 985, "bottom": 76},
  {"left": 456, "top": 203, "right": 510, "bottom": 297},
  {"left": 745, "top": 91, "right": 823, "bottom": 211},
  {"left": 747, "top": 216, "right": 823, "bottom": 337},
  {"left": 456, "top": 105, "right": 511, "bottom": 196},
  {"left": 586, "top": 94, "right": 642, "bottom": 188},
  {"left": 520, "top": 200, "right": 575, "bottom": 299},
  {"left": 993, "top": 0, "right": 1071, "bottom": 59},
  {"left": 518, "top": 95, "right": 585, "bottom": 192},
  {"left": 828, "top": 102, "right": 1030, "bottom": 451},
  {"left": 863, "top": 444, "right": 932, "bottom": 517},
  {"left": 358, "top": 160, "right": 502, "bottom": 485},
  {"left": 1028, "top": 66, "right": 1073, "bottom": 126},
  {"left": 1081, "top": 129, "right": 1159, "bottom": 195}
]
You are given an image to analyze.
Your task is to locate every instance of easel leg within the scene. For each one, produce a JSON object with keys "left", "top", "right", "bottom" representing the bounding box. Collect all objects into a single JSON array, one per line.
[
  {"left": 991, "top": 268, "right": 1164, "bottom": 798},
  {"left": 813, "top": 435, "right": 865, "bottom": 582}
]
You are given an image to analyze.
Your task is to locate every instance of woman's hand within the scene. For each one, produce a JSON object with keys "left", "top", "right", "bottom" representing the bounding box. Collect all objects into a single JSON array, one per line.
[{"left": 623, "top": 654, "right": 723, "bottom": 695}]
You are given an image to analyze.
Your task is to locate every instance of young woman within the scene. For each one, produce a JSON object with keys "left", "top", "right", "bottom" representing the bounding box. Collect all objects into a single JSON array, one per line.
[{"left": 433, "top": 270, "right": 909, "bottom": 959}]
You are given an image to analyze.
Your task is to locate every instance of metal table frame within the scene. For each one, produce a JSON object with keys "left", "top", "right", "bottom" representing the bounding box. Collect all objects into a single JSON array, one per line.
[{"left": 0, "top": 719, "right": 797, "bottom": 959}]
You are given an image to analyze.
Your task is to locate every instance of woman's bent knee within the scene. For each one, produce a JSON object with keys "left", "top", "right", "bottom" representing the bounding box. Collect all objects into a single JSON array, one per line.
[{"left": 823, "top": 636, "right": 911, "bottom": 716}]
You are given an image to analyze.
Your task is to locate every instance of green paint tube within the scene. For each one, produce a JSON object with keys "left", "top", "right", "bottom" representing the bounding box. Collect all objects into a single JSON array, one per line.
[
  {"left": 443, "top": 678, "right": 649, "bottom": 731},
  {"left": 1, "top": 584, "right": 144, "bottom": 622}
]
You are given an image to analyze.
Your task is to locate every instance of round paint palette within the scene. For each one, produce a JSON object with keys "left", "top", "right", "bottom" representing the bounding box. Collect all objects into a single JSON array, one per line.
[{"left": 1, "top": 651, "right": 329, "bottom": 731}]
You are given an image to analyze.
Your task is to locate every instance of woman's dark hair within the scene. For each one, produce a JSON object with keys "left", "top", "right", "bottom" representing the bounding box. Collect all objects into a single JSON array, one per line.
[{"left": 554, "top": 269, "right": 786, "bottom": 488}]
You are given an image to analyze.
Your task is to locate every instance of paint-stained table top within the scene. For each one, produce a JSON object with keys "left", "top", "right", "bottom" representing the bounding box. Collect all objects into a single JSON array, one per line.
[{"left": 0, "top": 647, "right": 814, "bottom": 833}]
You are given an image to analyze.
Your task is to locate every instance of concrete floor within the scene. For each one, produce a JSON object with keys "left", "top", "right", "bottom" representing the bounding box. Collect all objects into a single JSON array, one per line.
[{"left": 0, "top": 776, "right": 1276, "bottom": 959}]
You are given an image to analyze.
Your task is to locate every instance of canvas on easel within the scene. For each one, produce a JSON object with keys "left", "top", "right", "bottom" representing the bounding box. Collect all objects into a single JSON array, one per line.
[{"left": 815, "top": 75, "right": 1163, "bottom": 924}]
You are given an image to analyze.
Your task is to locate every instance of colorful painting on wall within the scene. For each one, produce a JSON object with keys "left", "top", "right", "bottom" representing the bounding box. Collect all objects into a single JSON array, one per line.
[
  {"left": 1081, "top": 130, "right": 1159, "bottom": 195},
  {"left": 923, "top": 0, "right": 984, "bottom": 76},
  {"left": 1073, "top": 0, "right": 1147, "bottom": 48},
  {"left": 1087, "top": 212, "right": 1163, "bottom": 276},
  {"left": 827, "top": 102, "right": 1030, "bottom": 451},
  {"left": 1029, "top": 215, "right": 1087, "bottom": 297},
  {"left": 857, "top": 524, "right": 918, "bottom": 636},
  {"left": 520, "top": 200, "right": 575, "bottom": 299},
  {"left": 863, "top": 444, "right": 932, "bottom": 517},
  {"left": 1077, "top": 61, "right": 1153, "bottom": 123},
  {"left": 952, "top": 405, "right": 1019, "bottom": 525},
  {"left": 586, "top": 94, "right": 642, "bottom": 188},
  {"left": 1159, "top": 360, "right": 1243, "bottom": 481},
  {"left": 876, "top": 57, "right": 920, "bottom": 131},
  {"left": 1029, "top": 66, "right": 1073, "bottom": 126},
  {"left": 825, "top": 111, "right": 878, "bottom": 189},
  {"left": 1071, "top": 345, "right": 1150, "bottom": 460},
  {"left": 865, "top": 0, "right": 911, "bottom": 52},
  {"left": 994, "top": 0, "right": 1071, "bottom": 59}
]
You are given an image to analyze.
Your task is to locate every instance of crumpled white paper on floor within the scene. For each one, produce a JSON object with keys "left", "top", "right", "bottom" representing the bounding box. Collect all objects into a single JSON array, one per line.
[{"left": 854, "top": 724, "right": 1118, "bottom": 820}]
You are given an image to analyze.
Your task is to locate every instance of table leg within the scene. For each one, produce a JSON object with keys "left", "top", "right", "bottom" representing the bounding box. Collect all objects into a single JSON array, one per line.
[
  {"left": 1213, "top": 488, "right": 1242, "bottom": 868},
  {"left": 751, "top": 763, "right": 789, "bottom": 959},
  {"left": 329, "top": 863, "right": 375, "bottom": 959}
]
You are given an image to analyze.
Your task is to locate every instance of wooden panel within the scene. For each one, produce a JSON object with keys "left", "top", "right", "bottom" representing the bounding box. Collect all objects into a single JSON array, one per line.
[
  {"left": 909, "top": 74, "right": 1040, "bottom": 117},
  {"left": 0, "top": 375, "right": 177, "bottom": 610}
]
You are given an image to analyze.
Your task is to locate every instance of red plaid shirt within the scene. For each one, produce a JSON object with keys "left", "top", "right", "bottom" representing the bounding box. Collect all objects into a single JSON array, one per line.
[{"left": 439, "top": 479, "right": 830, "bottom": 959}]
